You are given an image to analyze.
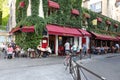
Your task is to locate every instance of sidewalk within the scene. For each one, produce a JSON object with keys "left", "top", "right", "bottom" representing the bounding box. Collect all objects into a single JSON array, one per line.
[
  {"left": 0, "top": 51, "right": 120, "bottom": 80},
  {"left": 76, "top": 53, "right": 120, "bottom": 80},
  {"left": 0, "top": 51, "right": 73, "bottom": 80}
]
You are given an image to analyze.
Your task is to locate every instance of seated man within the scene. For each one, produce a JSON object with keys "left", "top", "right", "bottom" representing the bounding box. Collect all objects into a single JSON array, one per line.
[{"left": 37, "top": 45, "right": 52, "bottom": 57}]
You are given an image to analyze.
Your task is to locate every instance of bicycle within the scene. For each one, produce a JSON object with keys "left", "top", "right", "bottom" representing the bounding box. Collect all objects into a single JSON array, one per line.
[
  {"left": 63, "top": 52, "right": 80, "bottom": 70},
  {"left": 63, "top": 51, "right": 72, "bottom": 70}
]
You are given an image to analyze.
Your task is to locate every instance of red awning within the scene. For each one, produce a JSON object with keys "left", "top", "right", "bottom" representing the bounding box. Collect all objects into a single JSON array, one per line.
[
  {"left": 48, "top": 0, "right": 60, "bottom": 9},
  {"left": 21, "top": 26, "right": 34, "bottom": 32},
  {"left": 46, "top": 24, "right": 82, "bottom": 36},
  {"left": 117, "top": 37, "right": 120, "bottom": 40},
  {"left": 91, "top": 32, "right": 118, "bottom": 41},
  {"left": 78, "top": 29, "right": 91, "bottom": 37},
  {"left": 9, "top": 27, "right": 20, "bottom": 34},
  {"left": 71, "top": 9, "right": 79, "bottom": 15},
  {"left": 9, "top": 26, "right": 35, "bottom": 34}
]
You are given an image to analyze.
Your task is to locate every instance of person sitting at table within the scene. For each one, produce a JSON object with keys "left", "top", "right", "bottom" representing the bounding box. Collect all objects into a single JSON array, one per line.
[
  {"left": 7, "top": 45, "right": 14, "bottom": 59},
  {"left": 37, "top": 45, "right": 52, "bottom": 57},
  {"left": 37, "top": 45, "right": 42, "bottom": 57},
  {"left": 100, "top": 46, "right": 105, "bottom": 54}
]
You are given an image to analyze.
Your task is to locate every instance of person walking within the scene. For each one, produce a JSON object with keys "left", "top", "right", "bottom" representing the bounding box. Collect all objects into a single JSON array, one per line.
[
  {"left": 71, "top": 43, "right": 77, "bottom": 55},
  {"left": 64, "top": 40, "right": 70, "bottom": 55},
  {"left": 1, "top": 43, "right": 7, "bottom": 59},
  {"left": 82, "top": 43, "right": 87, "bottom": 56}
]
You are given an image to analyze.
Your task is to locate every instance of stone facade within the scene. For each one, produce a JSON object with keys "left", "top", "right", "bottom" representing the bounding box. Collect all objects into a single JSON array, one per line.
[{"left": 82, "top": 0, "right": 120, "bottom": 21}]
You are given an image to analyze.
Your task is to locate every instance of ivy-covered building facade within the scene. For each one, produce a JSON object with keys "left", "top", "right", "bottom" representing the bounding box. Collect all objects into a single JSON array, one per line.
[{"left": 9, "top": 0, "right": 120, "bottom": 55}]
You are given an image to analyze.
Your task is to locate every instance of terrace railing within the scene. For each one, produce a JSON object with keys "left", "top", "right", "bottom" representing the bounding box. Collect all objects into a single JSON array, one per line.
[{"left": 69, "top": 55, "right": 106, "bottom": 80}]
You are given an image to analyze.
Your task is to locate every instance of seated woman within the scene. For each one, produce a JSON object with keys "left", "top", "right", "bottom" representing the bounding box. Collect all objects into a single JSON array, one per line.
[
  {"left": 7, "top": 45, "right": 14, "bottom": 59},
  {"left": 15, "top": 45, "right": 21, "bottom": 57}
]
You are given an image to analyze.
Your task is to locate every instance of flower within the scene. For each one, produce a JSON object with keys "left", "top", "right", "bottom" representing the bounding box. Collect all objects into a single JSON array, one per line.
[
  {"left": 19, "top": 1, "right": 25, "bottom": 8},
  {"left": 83, "top": 13, "right": 90, "bottom": 19},
  {"left": 106, "top": 20, "right": 111, "bottom": 25},
  {"left": 114, "top": 24, "right": 119, "bottom": 28},
  {"left": 97, "top": 17, "right": 102, "bottom": 23}
]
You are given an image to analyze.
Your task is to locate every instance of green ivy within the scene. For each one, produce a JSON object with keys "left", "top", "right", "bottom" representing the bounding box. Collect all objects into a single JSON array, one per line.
[
  {"left": 15, "top": 32, "right": 42, "bottom": 50},
  {"left": 16, "top": 0, "right": 28, "bottom": 23},
  {"left": 43, "top": 0, "right": 82, "bottom": 28},
  {"left": 43, "top": 0, "right": 120, "bottom": 35},
  {"left": 15, "top": 0, "right": 44, "bottom": 50},
  {"left": 15, "top": 0, "right": 120, "bottom": 50},
  {"left": 82, "top": 7, "right": 120, "bottom": 35},
  {"left": 31, "top": 0, "right": 39, "bottom": 15}
]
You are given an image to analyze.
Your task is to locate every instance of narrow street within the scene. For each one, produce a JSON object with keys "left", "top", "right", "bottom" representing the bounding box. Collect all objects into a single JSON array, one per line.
[
  {"left": 78, "top": 53, "right": 120, "bottom": 80},
  {"left": 0, "top": 51, "right": 120, "bottom": 80},
  {"left": 0, "top": 51, "right": 73, "bottom": 80}
]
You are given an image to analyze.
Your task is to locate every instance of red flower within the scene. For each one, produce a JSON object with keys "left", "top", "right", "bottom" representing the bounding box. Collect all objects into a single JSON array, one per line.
[
  {"left": 71, "top": 9, "right": 80, "bottom": 15},
  {"left": 114, "top": 24, "right": 119, "bottom": 28},
  {"left": 83, "top": 13, "right": 90, "bottom": 19},
  {"left": 106, "top": 20, "right": 111, "bottom": 25},
  {"left": 97, "top": 17, "right": 102, "bottom": 23},
  {"left": 19, "top": 1, "right": 25, "bottom": 8}
]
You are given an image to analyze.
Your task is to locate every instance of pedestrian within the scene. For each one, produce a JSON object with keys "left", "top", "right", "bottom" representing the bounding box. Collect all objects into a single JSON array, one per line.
[
  {"left": 71, "top": 43, "right": 77, "bottom": 55},
  {"left": 64, "top": 40, "right": 70, "bottom": 55},
  {"left": 1, "top": 42, "right": 7, "bottom": 59},
  {"left": 82, "top": 43, "right": 87, "bottom": 56},
  {"left": 115, "top": 43, "right": 119, "bottom": 53}
]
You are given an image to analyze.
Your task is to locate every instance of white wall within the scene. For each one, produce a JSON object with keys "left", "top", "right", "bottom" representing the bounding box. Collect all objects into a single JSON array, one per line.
[
  {"left": 39, "top": 0, "right": 44, "bottom": 18},
  {"left": 90, "top": 0, "right": 102, "bottom": 4},
  {"left": 55, "top": 35, "right": 58, "bottom": 55},
  {"left": 86, "top": 36, "right": 90, "bottom": 49},
  {"left": 27, "top": 0, "right": 31, "bottom": 16},
  {"left": 79, "top": 37, "right": 82, "bottom": 49}
]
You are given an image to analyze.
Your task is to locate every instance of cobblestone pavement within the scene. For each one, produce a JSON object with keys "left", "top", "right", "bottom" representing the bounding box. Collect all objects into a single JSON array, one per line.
[
  {"left": 77, "top": 53, "right": 120, "bottom": 80},
  {"left": 0, "top": 51, "right": 120, "bottom": 80},
  {"left": 0, "top": 51, "right": 73, "bottom": 80}
]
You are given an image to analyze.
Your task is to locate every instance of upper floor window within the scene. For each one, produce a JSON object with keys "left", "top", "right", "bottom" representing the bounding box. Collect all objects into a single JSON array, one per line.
[{"left": 90, "top": 1, "right": 102, "bottom": 13}]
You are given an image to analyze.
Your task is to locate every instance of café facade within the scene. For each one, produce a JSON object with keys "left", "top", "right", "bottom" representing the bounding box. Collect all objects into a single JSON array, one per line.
[
  {"left": 10, "top": 24, "right": 91, "bottom": 56},
  {"left": 9, "top": 0, "right": 120, "bottom": 56}
]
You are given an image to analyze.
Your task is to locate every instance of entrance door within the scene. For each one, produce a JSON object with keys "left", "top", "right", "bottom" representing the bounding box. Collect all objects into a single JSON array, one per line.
[{"left": 49, "top": 35, "right": 55, "bottom": 54}]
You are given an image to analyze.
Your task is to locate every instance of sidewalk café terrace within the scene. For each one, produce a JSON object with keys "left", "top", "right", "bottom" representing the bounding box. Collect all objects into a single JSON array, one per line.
[{"left": 90, "top": 32, "right": 119, "bottom": 41}]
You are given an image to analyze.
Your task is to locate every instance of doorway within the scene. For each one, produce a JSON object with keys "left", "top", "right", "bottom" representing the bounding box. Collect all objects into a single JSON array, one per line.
[{"left": 49, "top": 35, "right": 55, "bottom": 54}]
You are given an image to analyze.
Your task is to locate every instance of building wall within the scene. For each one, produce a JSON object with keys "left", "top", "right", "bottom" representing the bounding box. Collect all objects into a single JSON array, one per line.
[
  {"left": 8, "top": 0, "right": 16, "bottom": 31},
  {"left": 82, "top": 0, "right": 120, "bottom": 21},
  {"left": 0, "top": 32, "right": 10, "bottom": 43}
]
